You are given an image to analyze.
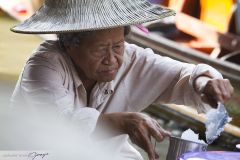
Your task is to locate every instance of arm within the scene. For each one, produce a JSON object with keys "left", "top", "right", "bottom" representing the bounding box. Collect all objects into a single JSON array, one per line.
[
  {"left": 93, "top": 112, "right": 170, "bottom": 160},
  {"left": 12, "top": 57, "right": 100, "bottom": 135},
  {"left": 125, "top": 44, "right": 234, "bottom": 112}
]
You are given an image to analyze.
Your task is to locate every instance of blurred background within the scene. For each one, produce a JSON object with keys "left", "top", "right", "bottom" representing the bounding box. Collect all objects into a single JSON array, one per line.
[
  {"left": 0, "top": 0, "right": 43, "bottom": 107},
  {"left": 0, "top": 0, "right": 240, "bottom": 159}
]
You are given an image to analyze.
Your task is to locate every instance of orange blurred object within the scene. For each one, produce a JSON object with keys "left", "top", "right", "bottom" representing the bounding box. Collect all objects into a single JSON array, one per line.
[
  {"left": 12, "top": 2, "right": 28, "bottom": 16},
  {"left": 160, "top": 0, "right": 237, "bottom": 56},
  {"left": 200, "top": 0, "right": 235, "bottom": 33}
]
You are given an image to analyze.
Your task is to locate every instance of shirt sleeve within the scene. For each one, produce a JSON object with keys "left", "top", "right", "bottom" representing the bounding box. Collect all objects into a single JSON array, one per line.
[
  {"left": 125, "top": 44, "right": 223, "bottom": 113},
  {"left": 11, "top": 53, "right": 100, "bottom": 135}
]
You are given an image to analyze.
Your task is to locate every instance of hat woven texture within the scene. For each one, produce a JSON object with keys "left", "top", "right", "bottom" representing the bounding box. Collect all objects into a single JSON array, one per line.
[{"left": 11, "top": 0, "right": 175, "bottom": 34}]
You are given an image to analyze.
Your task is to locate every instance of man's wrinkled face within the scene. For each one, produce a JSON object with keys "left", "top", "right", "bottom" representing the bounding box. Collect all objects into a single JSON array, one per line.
[{"left": 68, "top": 27, "right": 125, "bottom": 82}]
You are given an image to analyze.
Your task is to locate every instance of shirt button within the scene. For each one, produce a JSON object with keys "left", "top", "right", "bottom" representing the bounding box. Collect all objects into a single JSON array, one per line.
[
  {"left": 104, "top": 89, "right": 108, "bottom": 95},
  {"left": 104, "top": 89, "right": 113, "bottom": 95}
]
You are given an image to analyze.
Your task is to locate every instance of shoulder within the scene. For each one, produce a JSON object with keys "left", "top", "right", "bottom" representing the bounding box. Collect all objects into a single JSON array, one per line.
[
  {"left": 25, "top": 40, "right": 71, "bottom": 75},
  {"left": 124, "top": 42, "right": 156, "bottom": 58},
  {"left": 123, "top": 42, "right": 164, "bottom": 67},
  {"left": 22, "top": 40, "right": 70, "bottom": 81},
  {"left": 29, "top": 40, "right": 65, "bottom": 64}
]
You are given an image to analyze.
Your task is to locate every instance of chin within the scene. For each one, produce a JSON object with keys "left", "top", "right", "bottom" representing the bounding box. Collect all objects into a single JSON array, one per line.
[
  {"left": 97, "top": 71, "right": 117, "bottom": 82},
  {"left": 101, "top": 77, "right": 115, "bottom": 82},
  {"left": 98, "top": 75, "right": 116, "bottom": 82}
]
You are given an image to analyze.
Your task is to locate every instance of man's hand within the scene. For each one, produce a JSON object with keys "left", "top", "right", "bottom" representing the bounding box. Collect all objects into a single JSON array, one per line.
[
  {"left": 94, "top": 112, "right": 171, "bottom": 160},
  {"left": 194, "top": 77, "right": 234, "bottom": 107}
]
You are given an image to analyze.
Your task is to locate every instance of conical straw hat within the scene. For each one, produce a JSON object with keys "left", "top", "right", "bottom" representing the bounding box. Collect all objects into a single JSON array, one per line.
[{"left": 11, "top": 0, "right": 175, "bottom": 34}]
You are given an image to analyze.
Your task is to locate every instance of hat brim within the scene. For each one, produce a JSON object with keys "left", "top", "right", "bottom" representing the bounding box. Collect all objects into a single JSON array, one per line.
[{"left": 11, "top": 1, "right": 175, "bottom": 34}]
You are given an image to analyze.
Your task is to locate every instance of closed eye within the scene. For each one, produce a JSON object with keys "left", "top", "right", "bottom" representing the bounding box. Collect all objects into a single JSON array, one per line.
[{"left": 113, "top": 45, "right": 122, "bottom": 49}]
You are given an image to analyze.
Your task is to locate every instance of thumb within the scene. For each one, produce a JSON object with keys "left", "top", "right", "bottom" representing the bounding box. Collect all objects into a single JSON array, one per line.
[{"left": 201, "top": 94, "right": 218, "bottom": 108}]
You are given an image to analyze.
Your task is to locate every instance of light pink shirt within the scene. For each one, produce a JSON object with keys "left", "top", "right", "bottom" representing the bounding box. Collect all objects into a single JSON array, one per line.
[{"left": 11, "top": 40, "right": 222, "bottom": 159}]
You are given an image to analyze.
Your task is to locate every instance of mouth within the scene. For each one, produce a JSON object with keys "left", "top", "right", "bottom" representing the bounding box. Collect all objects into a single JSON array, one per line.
[{"left": 99, "top": 68, "right": 117, "bottom": 75}]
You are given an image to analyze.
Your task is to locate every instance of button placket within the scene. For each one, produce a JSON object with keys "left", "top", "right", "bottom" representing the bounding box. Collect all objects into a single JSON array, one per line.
[
  {"left": 94, "top": 82, "right": 114, "bottom": 107},
  {"left": 77, "top": 85, "right": 87, "bottom": 107},
  {"left": 91, "top": 84, "right": 107, "bottom": 108},
  {"left": 100, "top": 89, "right": 112, "bottom": 103}
]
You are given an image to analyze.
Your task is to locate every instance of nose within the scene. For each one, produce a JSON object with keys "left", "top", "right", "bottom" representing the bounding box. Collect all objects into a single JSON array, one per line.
[{"left": 102, "top": 48, "right": 117, "bottom": 65}]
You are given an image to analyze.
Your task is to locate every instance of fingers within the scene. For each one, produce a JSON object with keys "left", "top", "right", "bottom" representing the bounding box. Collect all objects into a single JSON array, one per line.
[
  {"left": 148, "top": 123, "right": 163, "bottom": 141},
  {"left": 202, "top": 79, "right": 234, "bottom": 106},
  {"left": 223, "top": 79, "right": 234, "bottom": 98},
  {"left": 141, "top": 131, "right": 156, "bottom": 160},
  {"left": 219, "top": 80, "right": 230, "bottom": 102},
  {"left": 127, "top": 113, "right": 169, "bottom": 160},
  {"left": 204, "top": 80, "right": 223, "bottom": 103},
  {"left": 201, "top": 94, "right": 218, "bottom": 108},
  {"left": 148, "top": 120, "right": 171, "bottom": 142},
  {"left": 216, "top": 79, "right": 232, "bottom": 102},
  {"left": 130, "top": 126, "right": 156, "bottom": 160},
  {"left": 146, "top": 120, "right": 170, "bottom": 160},
  {"left": 154, "top": 121, "right": 171, "bottom": 137}
]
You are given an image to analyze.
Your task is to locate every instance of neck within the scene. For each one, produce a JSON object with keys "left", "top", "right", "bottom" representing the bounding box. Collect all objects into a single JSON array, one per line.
[
  {"left": 76, "top": 66, "right": 96, "bottom": 107},
  {"left": 71, "top": 62, "right": 96, "bottom": 95},
  {"left": 82, "top": 78, "right": 96, "bottom": 94},
  {"left": 67, "top": 54, "right": 96, "bottom": 93},
  {"left": 77, "top": 68, "right": 96, "bottom": 94}
]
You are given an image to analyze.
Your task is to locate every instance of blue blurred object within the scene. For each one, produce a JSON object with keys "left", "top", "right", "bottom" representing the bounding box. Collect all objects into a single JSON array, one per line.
[
  {"left": 166, "top": 136, "right": 207, "bottom": 160},
  {"left": 205, "top": 103, "right": 229, "bottom": 144},
  {"left": 179, "top": 151, "right": 240, "bottom": 160}
]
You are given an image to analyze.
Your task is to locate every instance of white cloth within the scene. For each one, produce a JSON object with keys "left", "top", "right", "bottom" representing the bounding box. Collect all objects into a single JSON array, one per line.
[{"left": 11, "top": 40, "right": 223, "bottom": 159}]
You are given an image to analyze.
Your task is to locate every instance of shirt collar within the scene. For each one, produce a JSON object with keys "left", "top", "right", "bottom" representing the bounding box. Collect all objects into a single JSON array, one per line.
[
  {"left": 71, "top": 63, "right": 115, "bottom": 94},
  {"left": 58, "top": 46, "right": 82, "bottom": 88}
]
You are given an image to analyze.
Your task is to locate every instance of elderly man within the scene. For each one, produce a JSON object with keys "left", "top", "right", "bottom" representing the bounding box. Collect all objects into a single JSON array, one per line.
[{"left": 10, "top": 0, "right": 234, "bottom": 160}]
